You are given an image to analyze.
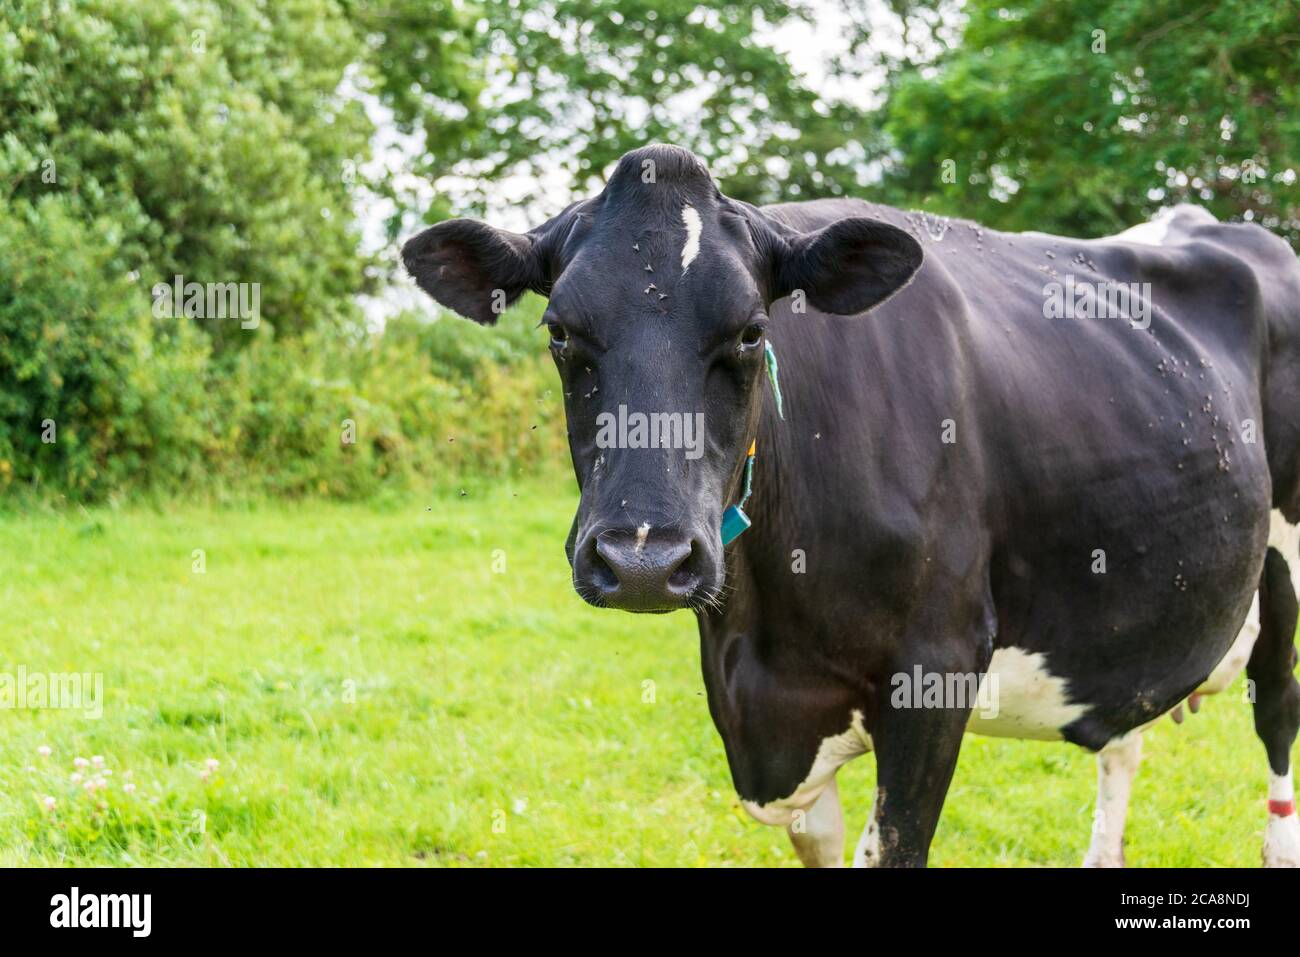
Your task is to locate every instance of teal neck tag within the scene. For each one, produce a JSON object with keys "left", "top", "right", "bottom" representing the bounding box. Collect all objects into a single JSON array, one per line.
[{"left": 720, "top": 504, "right": 752, "bottom": 546}]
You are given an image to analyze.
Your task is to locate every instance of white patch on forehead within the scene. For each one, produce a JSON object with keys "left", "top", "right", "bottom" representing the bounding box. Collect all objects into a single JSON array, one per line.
[
  {"left": 680, "top": 204, "right": 702, "bottom": 271},
  {"left": 634, "top": 522, "right": 650, "bottom": 554},
  {"left": 965, "top": 647, "right": 1088, "bottom": 740}
]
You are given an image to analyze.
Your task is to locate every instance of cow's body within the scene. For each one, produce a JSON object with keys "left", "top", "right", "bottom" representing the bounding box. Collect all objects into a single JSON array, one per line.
[
  {"left": 705, "top": 199, "right": 1300, "bottom": 863},
  {"left": 405, "top": 146, "right": 1300, "bottom": 866}
]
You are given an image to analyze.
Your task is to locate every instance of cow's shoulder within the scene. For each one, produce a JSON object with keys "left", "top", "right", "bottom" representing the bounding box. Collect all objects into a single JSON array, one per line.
[{"left": 1093, "top": 205, "right": 1292, "bottom": 289}]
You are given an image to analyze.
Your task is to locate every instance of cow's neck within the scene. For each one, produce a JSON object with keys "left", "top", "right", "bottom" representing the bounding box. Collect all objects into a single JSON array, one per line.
[{"left": 714, "top": 397, "right": 788, "bottom": 624}]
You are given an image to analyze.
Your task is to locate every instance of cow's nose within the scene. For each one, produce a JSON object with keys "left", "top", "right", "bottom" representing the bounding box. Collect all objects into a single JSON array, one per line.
[{"left": 577, "top": 527, "right": 702, "bottom": 611}]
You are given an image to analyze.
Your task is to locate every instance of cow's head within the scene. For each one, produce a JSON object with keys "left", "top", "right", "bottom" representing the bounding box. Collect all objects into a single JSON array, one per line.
[{"left": 403, "top": 145, "right": 921, "bottom": 613}]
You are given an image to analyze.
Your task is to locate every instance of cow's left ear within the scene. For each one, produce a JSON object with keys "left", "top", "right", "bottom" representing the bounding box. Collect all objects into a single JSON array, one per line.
[
  {"left": 402, "top": 219, "right": 542, "bottom": 325},
  {"left": 771, "top": 217, "right": 923, "bottom": 316}
]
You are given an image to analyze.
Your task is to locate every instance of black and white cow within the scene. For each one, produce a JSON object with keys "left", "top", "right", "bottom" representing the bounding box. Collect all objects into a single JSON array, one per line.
[{"left": 404, "top": 146, "right": 1300, "bottom": 867}]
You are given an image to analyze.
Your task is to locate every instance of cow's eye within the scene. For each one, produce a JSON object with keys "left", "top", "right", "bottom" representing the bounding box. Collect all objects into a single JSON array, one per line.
[
  {"left": 738, "top": 323, "right": 765, "bottom": 349},
  {"left": 547, "top": 322, "right": 569, "bottom": 348}
]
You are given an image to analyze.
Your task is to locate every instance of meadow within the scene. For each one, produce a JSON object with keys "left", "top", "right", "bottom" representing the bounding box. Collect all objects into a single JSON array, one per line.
[{"left": 0, "top": 482, "right": 1278, "bottom": 866}]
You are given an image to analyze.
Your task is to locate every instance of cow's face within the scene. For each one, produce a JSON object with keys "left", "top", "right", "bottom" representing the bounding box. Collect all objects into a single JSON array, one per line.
[{"left": 403, "top": 145, "right": 921, "bottom": 613}]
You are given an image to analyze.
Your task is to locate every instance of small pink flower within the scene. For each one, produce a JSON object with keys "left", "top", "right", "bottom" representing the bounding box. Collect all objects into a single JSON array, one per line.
[
  {"left": 73, "top": 757, "right": 89, "bottom": 769},
  {"left": 37, "top": 745, "right": 51, "bottom": 758},
  {"left": 123, "top": 783, "right": 136, "bottom": 795},
  {"left": 41, "top": 796, "right": 56, "bottom": 811},
  {"left": 205, "top": 758, "right": 220, "bottom": 772},
  {"left": 70, "top": 772, "right": 83, "bottom": 784},
  {"left": 91, "top": 755, "right": 104, "bottom": 768}
]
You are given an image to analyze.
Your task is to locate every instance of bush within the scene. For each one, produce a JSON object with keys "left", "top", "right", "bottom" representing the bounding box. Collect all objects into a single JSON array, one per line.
[
  {"left": 0, "top": 196, "right": 212, "bottom": 498},
  {"left": 0, "top": 0, "right": 372, "bottom": 346},
  {"left": 0, "top": 2, "right": 568, "bottom": 507},
  {"left": 0, "top": 247, "right": 567, "bottom": 505}
]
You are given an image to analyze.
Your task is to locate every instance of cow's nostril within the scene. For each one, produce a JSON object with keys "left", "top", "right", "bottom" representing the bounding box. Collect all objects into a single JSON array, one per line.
[
  {"left": 582, "top": 533, "right": 619, "bottom": 593},
  {"left": 666, "top": 540, "right": 701, "bottom": 592}
]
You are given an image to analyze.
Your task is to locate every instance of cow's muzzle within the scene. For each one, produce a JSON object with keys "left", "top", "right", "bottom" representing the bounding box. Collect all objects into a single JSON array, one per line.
[{"left": 573, "top": 525, "right": 711, "bottom": 612}]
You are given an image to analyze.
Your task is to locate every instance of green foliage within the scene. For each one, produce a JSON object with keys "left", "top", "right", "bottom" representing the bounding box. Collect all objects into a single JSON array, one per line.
[
  {"left": 0, "top": 284, "right": 566, "bottom": 503},
  {"left": 366, "top": 0, "right": 882, "bottom": 219},
  {"left": 0, "top": 0, "right": 570, "bottom": 503},
  {"left": 340, "top": 0, "right": 486, "bottom": 228},
  {"left": 877, "top": 0, "right": 1300, "bottom": 244},
  {"left": 0, "top": 0, "right": 373, "bottom": 346},
  {"left": 192, "top": 301, "right": 566, "bottom": 501},
  {"left": 0, "top": 195, "right": 212, "bottom": 498}
]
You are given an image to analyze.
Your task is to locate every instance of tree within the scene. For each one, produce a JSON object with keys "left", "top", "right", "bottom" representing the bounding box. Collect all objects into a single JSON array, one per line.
[
  {"left": 0, "top": 0, "right": 375, "bottom": 347},
  {"left": 876, "top": 0, "right": 1300, "bottom": 246},
  {"left": 0, "top": 0, "right": 379, "bottom": 496},
  {"left": 359, "top": 0, "right": 885, "bottom": 227}
]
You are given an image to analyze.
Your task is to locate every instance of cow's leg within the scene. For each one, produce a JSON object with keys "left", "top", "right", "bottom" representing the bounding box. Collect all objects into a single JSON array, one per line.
[
  {"left": 1082, "top": 732, "right": 1142, "bottom": 868},
  {"left": 1249, "top": 547, "right": 1300, "bottom": 867},
  {"left": 855, "top": 668, "right": 970, "bottom": 867},
  {"left": 787, "top": 776, "right": 846, "bottom": 867}
]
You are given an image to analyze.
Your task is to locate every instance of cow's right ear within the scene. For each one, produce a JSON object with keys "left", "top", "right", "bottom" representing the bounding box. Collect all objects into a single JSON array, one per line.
[
  {"left": 766, "top": 216, "right": 923, "bottom": 317},
  {"left": 401, "top": 219, "right": 541, "bottom": 325}
]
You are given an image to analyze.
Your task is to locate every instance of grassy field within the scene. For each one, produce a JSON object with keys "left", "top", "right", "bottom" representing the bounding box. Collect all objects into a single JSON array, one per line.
[{"left": 0, "top": 482, "right": 1281, "bottom": 866}]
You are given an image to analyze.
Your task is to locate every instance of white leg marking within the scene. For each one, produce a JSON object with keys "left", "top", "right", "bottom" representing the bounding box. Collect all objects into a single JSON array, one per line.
[
  {"left": 1083, "top": 733, "right": 1142, "bottom": 868},
  {"left": 741, "top": 710, "right": 871, "bottom": 826},
  {"left": 852, "top": 789, "right": 882, "bottom": 868},
  {"left": 787, "top": 777, "right": 846, "bottom": 867},
  {"left": 1264, "top": 770, "right": 1300, "bottom": 867},
  {"left": 1258, "top": 512, "right": 1300, "bottom": 866},
  {"left": 1268, "top": 508, "right": 1300, "bottom": 597},
  {"left": 965, "top": 647, "right": 1088, "bottom": 740},
  {"left": 680, "top": 204, "right": 702, "bottom": 271}
]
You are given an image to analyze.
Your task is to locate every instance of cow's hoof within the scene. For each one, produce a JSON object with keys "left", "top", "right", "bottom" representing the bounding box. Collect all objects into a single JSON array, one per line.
[
  {"left": 1082, "top": 850, "right": 1125, "bottom": 868},
  {"left": 1263, "top": 815, "right": 1300, "bottom": 867}
]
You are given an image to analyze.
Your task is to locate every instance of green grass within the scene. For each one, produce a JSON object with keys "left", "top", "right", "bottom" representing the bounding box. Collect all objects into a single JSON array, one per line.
[{"left": 0, "top": 483, "right": 1280, "bottom": 866}]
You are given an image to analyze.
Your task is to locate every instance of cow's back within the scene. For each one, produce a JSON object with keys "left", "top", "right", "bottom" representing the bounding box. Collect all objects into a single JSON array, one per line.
[{"left": 1129, "top": 207, "right": 1300, "bottom": 521}]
